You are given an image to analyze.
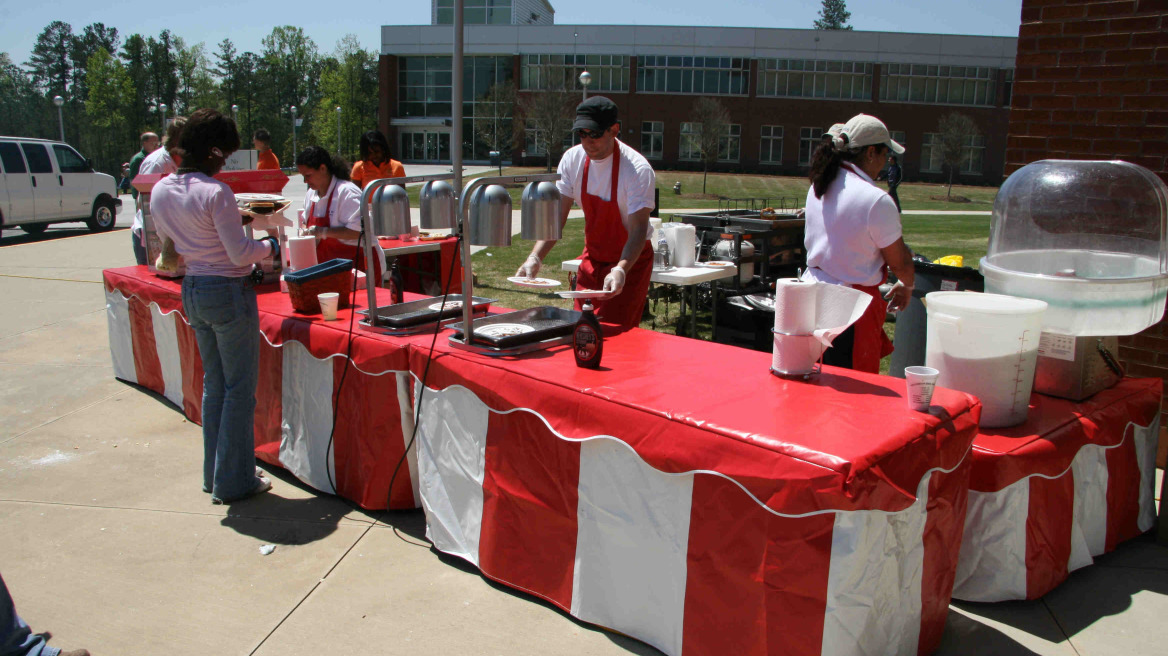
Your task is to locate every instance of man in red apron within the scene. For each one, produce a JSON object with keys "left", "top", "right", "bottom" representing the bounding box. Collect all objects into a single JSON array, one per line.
[{"left": 516, "top": 97, "right": 656, "bottom": 330}]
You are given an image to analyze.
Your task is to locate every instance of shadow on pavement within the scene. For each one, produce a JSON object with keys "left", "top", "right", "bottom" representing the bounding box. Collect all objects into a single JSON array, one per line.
[
  {"left": 938, "top": 607, "right": 1045, "bottom": 655},
  {"left": 0, "top": 225, "right": 128, "bottom": 248}
]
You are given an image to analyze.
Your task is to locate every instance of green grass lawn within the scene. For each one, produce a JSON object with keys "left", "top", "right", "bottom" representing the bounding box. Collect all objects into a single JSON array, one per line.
[
  {"left": 462, "top": 168, "right": 994, "bottom": 368},
  {"left": 406, "top": 167, "right": 998, "bottom": 215}
]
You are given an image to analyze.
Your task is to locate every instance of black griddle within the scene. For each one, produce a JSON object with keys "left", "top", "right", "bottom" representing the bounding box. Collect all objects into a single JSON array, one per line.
[
  {"left": 451, "top": 306, "right": 581, "bottom": 349},
  {"left": 358, "top": 295, "right": 494, "bottom": 328}
]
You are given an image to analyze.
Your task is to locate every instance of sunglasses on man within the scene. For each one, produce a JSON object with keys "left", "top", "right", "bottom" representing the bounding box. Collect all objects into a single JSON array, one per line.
[{"left": 574, "top": 127, "right": 608, "bottom": 140}]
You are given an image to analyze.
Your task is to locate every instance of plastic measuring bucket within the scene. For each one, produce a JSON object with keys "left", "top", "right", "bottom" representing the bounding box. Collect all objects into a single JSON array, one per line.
[{"left": 924, "top": 292, "right": 1047, "bottom": 428}]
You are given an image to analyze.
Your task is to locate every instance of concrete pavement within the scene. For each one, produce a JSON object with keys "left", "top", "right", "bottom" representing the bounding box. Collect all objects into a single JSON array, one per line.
[{"left": 0, "top": 203, "right": 1165, "bottom": 655}]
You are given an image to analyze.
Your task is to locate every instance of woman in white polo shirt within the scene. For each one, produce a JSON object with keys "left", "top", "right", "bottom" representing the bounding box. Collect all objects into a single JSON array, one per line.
[{"left": 799, "top": 114, "right": 915, "bottom": 373}]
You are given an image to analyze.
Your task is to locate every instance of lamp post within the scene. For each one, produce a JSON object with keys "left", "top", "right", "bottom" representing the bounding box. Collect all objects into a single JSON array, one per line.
[
  {"left": 159, "top": 103, "right": 168, "bottom": 132},
  {"left": 52, "top": 96, "right": 65, "bottom": 142},
  {"left": 231, "top": 104, "right": 239, "bottom": 126},
  {"left": 579, "top": 70, "right": 592, "bottom": 101},
  {"left": 335, "top": 106, "right": 342, "bottom": 155},
  {"left": 290, "top": 105, "right": 298, "bottom": 161}
]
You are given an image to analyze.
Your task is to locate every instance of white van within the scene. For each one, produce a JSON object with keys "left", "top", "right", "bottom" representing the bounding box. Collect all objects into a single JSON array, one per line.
[{"left": 0, "top": 136, "right": 122, "bottom": 234}]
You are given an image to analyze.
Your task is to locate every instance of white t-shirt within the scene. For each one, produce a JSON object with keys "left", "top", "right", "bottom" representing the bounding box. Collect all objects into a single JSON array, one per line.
[
  {"left": 802, "top": 163, "right": 902, "bottom": 287},
  {"left": 133, "top": 148, "right": 179, "bottom": 233},
  {"left": 150, "top": 172, "right": 272, "bottom": 277},
  {"left": 302, "top": 176, "right": 363, "bottom": 246},
  {"left": 556, "top": 139, "right": 656, "bottom": 227}
]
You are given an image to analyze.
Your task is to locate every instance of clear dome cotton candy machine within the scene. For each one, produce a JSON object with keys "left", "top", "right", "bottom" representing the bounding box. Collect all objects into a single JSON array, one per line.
[{"left": 980, "top": 160, "right": 1168, "bottom": 337}]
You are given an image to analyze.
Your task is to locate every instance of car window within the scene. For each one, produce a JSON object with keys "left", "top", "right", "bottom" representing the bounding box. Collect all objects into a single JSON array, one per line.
[
  {"left": 53, "top": 144, "right": 89, "bottom": 173},
  {"left": 0, "top": 143, "right": 27, "bottom": 174},
  {"left": 20, "top": 143, "right": 53, "bottom": 173}
]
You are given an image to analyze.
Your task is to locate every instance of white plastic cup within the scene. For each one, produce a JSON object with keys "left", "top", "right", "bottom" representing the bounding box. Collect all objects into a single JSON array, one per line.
[
  {"left": 904, "top": 366, "right": 940, "bottom": 412},
  {"left": 318, "top": 292, "right": 340, "bottom": 321}
]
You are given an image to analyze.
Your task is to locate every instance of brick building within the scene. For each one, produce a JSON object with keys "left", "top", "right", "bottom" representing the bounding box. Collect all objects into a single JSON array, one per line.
[
  {"left": 1005, "top": 0, "right": 1168, "bottom": 452},
  {"left": 379, "top": 0, "right": 1017, "bottom": 183}
]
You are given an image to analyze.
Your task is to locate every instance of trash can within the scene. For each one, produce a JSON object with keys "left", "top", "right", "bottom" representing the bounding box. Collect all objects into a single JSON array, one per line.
[{"left": 889, "top": 259, "right": 984, "bottom": 377}]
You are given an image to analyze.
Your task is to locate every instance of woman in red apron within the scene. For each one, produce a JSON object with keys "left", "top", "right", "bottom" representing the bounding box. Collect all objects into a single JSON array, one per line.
[
  {"left": 295, "top": 146, "right": 382, "bottom": 281},
  {"left": 800, "top": 114, "right": 914, "bottom": 374}
]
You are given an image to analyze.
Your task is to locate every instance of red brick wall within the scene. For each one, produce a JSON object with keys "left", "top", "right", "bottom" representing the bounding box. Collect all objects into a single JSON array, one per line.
[{"left": 1007, "top": 0, "right": 1168, "bottom": 454}]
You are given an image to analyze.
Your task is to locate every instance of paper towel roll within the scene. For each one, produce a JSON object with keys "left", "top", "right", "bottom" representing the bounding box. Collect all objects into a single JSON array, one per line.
[
  {"left": 773, "top": 278, "right": 817, "bottom": 335},
  {"left": 772, "top": 333, "right": 825, "bottom": 375},
  {"left": 287, "top": 236, "right": 318, "bottom": 271},
  {"left": 671, "top": 224, "right": 696, "bottom": 267}
]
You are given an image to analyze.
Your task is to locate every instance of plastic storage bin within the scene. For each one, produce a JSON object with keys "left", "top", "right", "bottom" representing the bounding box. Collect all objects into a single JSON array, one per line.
[
  {"left": 980, "top": 160, "right": 1168, "bottom": 336},
  {"left": 890, "top": 259, "right": 984, "bottom": 377},
  {"left": 284, "top": 258, "right": 354, "bottom": 314}
]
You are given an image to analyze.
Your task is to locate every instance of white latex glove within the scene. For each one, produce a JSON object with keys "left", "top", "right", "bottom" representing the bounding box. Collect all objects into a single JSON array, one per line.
[
  {"left": 516, "top": 253, "right": 541, "bottom": 279},
  {"left": 883, "top": 280, "right": 913, "bottom": 312},
  {"left": 601, "top": 264, "right": 627, "bottom": 298}
]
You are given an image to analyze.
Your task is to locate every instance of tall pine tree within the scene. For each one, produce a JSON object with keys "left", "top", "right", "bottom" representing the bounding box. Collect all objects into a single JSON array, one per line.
[{"left": 814, "top": 0, "right": 853, "bottom": 30}]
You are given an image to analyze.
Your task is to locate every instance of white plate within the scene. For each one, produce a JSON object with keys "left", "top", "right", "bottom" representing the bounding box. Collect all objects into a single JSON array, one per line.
[
  {"left": 556, "top": 289, "right": 607, "bottom": 299},
  {"left": 507, "top": 276, "right": 561, "bottom": 288},
  {"left": 428, "top": 301, "right": 462, "bottom": 311},
  {"left": 476, "top": 323, "right": 535, "bottom": 338},
  {"left": 698, "top": 261, "right": 736, "bottom": 268},
  {"left": 235, "top": 193, "right": 287, "bottom": 204}
]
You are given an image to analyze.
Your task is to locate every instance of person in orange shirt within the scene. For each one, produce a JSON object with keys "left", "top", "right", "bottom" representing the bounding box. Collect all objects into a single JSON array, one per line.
[
  {"left": 350, "top": 130, "right": 405, "bottom": 189},
  {"left": 253, "top": 129, "right": 280, "bottom": 170}
]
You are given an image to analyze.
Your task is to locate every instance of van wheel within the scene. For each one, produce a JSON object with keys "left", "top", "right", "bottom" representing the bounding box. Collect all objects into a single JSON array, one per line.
[
  {"left": 21, "top": 224, "right": 49, "bottom": 235},
  {"left": 86, "top": 197, "right": 117, "bottom": 232}
]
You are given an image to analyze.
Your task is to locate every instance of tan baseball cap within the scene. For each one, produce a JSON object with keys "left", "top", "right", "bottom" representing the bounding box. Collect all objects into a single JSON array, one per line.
[{"left": 841, "top": 114, "right": 905, "bottom": 155}]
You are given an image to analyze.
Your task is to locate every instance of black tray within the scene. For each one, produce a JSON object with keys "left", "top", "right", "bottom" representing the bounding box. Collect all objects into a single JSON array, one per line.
[
  {"left": 451, "top": 306, "right": 581, "bottom": 349},
  {"left": 358, "top": 295, "right": 494, "bottom": 328}
]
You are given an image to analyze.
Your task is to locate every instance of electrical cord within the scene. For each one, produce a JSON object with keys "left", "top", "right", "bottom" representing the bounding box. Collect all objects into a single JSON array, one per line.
[
  {"left": 385, "top": 234, "right": 463, "bottom": 511},
  {"left": 324, "top": 229, "right": 365, "bottom": 495}
]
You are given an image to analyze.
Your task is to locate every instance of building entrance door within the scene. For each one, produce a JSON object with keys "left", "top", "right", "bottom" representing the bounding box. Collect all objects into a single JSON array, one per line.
[{"left": 401, "top": 131, "right": 450, "bottom": 163}]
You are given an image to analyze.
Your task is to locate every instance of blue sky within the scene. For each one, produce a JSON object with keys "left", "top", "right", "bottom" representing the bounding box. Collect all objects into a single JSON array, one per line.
[{"left": 1, "top": 1, "right": 1023, "bottom": 67}]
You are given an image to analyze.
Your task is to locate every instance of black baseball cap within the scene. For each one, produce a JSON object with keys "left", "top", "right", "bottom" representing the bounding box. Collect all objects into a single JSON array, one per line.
[{"left": 573, "top": 96, "right": 619, "bottom": 132}]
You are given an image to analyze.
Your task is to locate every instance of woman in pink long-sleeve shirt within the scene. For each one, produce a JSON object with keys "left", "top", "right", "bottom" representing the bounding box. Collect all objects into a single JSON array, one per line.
[{"left": 151, "top": 108, "right": 278, "bottom": 504}]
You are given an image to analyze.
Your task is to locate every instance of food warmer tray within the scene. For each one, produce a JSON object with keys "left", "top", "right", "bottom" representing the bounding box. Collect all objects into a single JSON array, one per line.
[
  {"left": 451, "top": 306, "right": 582, "bottom": 350},
  {"left": 358, "top": 295, "right": 494, "bottom": 334}
]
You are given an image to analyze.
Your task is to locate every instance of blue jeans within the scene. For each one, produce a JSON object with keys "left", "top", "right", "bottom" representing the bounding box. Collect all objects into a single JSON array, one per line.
[
  {"left": 131, "top": 228, "right": 147, "bottom": 266},
  {"left": 0, "top": 573, "right": 58, "bottom": 656},
  {"left": 181, "top": 275, "right": 262, "bottom": 501}
]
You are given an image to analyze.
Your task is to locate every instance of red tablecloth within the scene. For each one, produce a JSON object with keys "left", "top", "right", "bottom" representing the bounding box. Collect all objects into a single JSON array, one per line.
[
  {"left": 104, "top": 264, "right": 983, "bottom": 655},
  {"left": 952, "top": 378, "right": 1162, "bottom": 602}
]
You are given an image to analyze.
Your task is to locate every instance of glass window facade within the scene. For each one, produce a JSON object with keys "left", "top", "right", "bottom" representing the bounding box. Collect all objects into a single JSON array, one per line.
[
  {"left": 920, "top": 133, "right": 984, "bottom": 174},
  {"left": 880, "top": 64, "right": 999, "bottom": 106},
  {"left": 641, "top": 121, "right": 663, "bottom": 159},
  {"left": 678, "top": 122, "right": 740, "bottom": 162},
  {"left": 637, "top": 56, "right": 749, "bottom": 95},
  {"left": 436, "top": 0, "right": 511, "bottom": 25},
  {"left": 759, "top": 125, "right": 783, "bottom": 164},
  {"left": 398, "top": 55, "right": 513, "bottom": 160},
  {"left": 679, "top": 122, "right": 701, "bottom": 161},
  {"left": 799, "top": 127, "right": 823, "bottom": 166},
  {"left": 757, "top": 59, "right": 872, "bottom": 100},
  {"left": 519, "top": 54, "right": 629, "bottom": 92}
]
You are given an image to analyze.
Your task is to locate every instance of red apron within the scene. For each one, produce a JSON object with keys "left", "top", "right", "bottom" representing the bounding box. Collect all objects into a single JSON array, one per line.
[
  {"left": 307, "top": 182, "right": 382, "bottom": 281},
  {"left": 850, "top": 280, "right": 895, "bottom": 374},
  {"left": 575, "top": 142, "right": 652, "bottom": 329}
]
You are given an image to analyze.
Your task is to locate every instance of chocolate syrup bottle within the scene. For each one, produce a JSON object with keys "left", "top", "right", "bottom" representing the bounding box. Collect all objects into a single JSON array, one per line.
[
  {"left": 573, "top": 301, "right": 603, "bottom": 369},
  {"left": 388, "top": 260, "right": 404, "bottom": 304}
]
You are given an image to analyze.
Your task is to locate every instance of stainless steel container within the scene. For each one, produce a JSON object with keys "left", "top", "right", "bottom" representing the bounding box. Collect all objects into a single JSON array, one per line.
[
  {"left": 420, "top": 179, "right": 457, "bottom": 230},
  {"left": 520, "top": 181, "right": 562, "bottom": 241},
  {"left": 372, "top": 184, "right": 410, "bottom": 236},
  {"left": 468, "top": 184, "right": 512, "bottom": 246},
  {"left": 1034, "top": 335, "right": 1123, "bottom": 401}
]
